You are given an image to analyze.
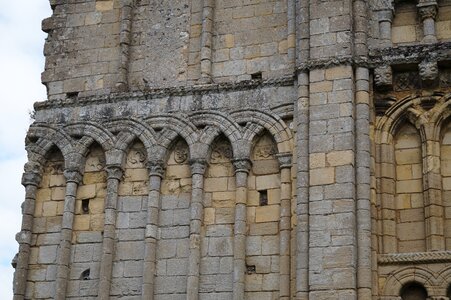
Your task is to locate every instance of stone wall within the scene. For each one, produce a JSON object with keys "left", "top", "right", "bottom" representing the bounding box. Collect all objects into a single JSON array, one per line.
[{"left": 12, "top": 0, "right": 451, "bottom": 299}]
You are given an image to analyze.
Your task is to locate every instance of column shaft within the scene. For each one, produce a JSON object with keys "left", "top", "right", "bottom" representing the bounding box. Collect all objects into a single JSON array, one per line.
[
  {"left": 355, "top": 67, "right": 372, "bottom": 299},
  {"left": 232, "top": 159, "right": 251, "bottom": 300},
  {"left": 423, "top": 130, "right": 445, "bottom": 251},
  {"left": 13, "top": 164, "right": 42, "bottom": 300},
  {"left": 200, "top": 0, "right": 215, "bottom": 83},
  {"left": 278, "top": 154, "right": 292, "bottom": 299},
  {"left": 142, "top": 162, "right": 164, "bottom": 300},
  {"left": 55, "top": 169, "right": 82, "bottom": 300},
  {"left": 98, "top": 166, "right": 123, "bottom": 300},
  {"left": 187, "top": 160, "right": 207, "bottom": 300},
  {"left": 295, "top": 71, "right": 309, "bottom": 300}
]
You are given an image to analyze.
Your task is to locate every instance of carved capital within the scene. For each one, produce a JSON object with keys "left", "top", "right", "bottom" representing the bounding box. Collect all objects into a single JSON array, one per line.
[
  {"left": 15, "top": 231, "right": 32, "bottom": 245},
  {"left": 105, "top": 165, "right": 124, "bottom": 180},
  {"left": 21, "top": 162, "right": 43, "bottom": 186},
  {"left": 232, "top": 158, "right": 252, "bottom": 174},
  {"left": 418, "top": 3, "right": 437, "bottom": 20},
  {"left": 276, "top": 153, "right": 292, "bottom": 169},
  {"left": 147, "top": 160, "right": 165, "bottom": 178},
  {"left": 63, "top": 169, "right": 82, "bottom": 183},
  {"left": 377, "top": 9, "right": 394, "bottom": 23},
  {"left": 189, "top": 159, "right": 207, "bottom": 175},
  {"left": 374, "top": 0, "right": 394, "bottom": 11},
  {"left": 374, "top": 65, "right": 393, "bottom": 89},
  {"left": 419, "top": 60, "right": 438, "bottom": 82}
]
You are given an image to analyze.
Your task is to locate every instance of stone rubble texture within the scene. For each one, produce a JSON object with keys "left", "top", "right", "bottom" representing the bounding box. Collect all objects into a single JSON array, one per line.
[{"left": 12, "top": 0, "right": 451, "bottom": 299}]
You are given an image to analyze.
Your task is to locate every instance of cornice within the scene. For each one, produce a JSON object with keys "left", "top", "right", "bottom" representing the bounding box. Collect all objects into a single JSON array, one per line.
[{"left": 34, "top": 76, "right": 295, "bottom": 111}]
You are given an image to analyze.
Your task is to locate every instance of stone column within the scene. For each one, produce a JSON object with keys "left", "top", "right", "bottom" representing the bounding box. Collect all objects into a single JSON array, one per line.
[
  {"left": 423, "top": 124, "right": 445, "bottom": 251},
  {"left": 187, "top": 159, "right": 207, "bottom": 300},
  {"left": 199, "top": 0, "right": 215, "bottom": 83},
  {"left": 98, "top": 165, "right": 124, "bottom": 300},
  {"left": 142, "top": 161, "right": 165, "bottom": 300},
  {"left": 55, "top": 168, "right": 82, "bottom": 300},
  {"left": 277, "top": 153, "right": 292, "bottom": 300},
  {"left": 116, "top": 0, "right": 134, "bottom": 91},
  {"left": 13, "top": 162, "right": 42, "bottom": 300},
  {"left": 295, "top": 71, "right": 310, "bottom": 300},
  {"left": 295, "top": 0, "right": 310, "bottom": 293},
  {"left": 355, "top": 67, "right": 372, "bottom": 299},
  {"left": 232, "top": 158, "right": 251, "bottom": 300},
  {"left": 378, "top": 143, "right": 397, "bottom": 253},
  {"left": 418, "top": 2, "right": 438, "bottom": 44},
  {"left": 377, "top": 9, "right": 394, "bottom": 47}
]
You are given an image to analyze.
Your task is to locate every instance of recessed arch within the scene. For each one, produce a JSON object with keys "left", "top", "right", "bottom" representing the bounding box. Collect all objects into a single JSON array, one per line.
[{"left": 400, "top": 281, "right": 428, "bottom": 300}]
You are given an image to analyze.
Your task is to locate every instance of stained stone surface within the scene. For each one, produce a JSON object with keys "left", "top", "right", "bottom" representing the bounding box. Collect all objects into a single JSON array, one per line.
[{"left": 12, "top": 0, "right": 451, "bottom": 299}]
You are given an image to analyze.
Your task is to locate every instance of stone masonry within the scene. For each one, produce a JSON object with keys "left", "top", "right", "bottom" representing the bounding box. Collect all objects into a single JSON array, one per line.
[{"left": 12, "top": 0, "right": 451, "bottom": 299}]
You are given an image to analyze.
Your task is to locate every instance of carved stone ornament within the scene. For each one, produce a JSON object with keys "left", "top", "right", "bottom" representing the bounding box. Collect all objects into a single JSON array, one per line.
[
  {"left": 277, "top": 153, "right": 292, "bottom": 169},
  {"left": 439, "top": 70, "right": 451, "bottom": 87},
  {"left": 378, "top": 250, "right": 451, "bottom": 265},
  {"left": 394, "top": 72, "right": 420, "bottom": 91},
  {"left": 374, "top": 65, "right": 393, "bottom": 89},
  {"left": 15, "top": 231, "right": 32, "bottom": 244},
  {"left": 417, "top": 3, "right": 438, "bottom": 21},
  {"left": 189, "top": 159, "right": 207, "bottom": 175},
  {"left": 254, "top": 144, "right": 277, "bottom": 159},
  {"left": 174, "top": 142, "right": 188, "bottom": 164},
  {"left": 63, "top": 169, "right": 82, "bottom": 183},
  {"left": 147, "top": 161, "right": 165, "bottom": 177},
  {"left": 127, "top": 147, "right": 146, "bottom": 167},
  {"left": 373, "top": 0, "right": 394, "bottom": 11},
  {"left": 211, "top": 142, "right": 233, "bottom": 163},
  {"left": 105, "top": 165, "right": 124, "bottom": 180},
  {"left": 419, "top": 60, "right": 438, "bottom": 83},
  {"left": 232, "top": 158, "right": 252, "bottom": 174},
  {"left": 21, "top": 162, "right": 43, "bottom": 186},
  {"left": 24, "top": 161, "right": 43, "bottom": 174}
]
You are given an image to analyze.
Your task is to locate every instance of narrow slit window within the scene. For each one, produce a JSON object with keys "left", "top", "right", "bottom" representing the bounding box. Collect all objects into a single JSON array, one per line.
[
  {"left": 259, "top": 190, "right": 268, "bottom": 206},
  {"left": 82, "top": 199, "right": 90, "bottom": 214}
]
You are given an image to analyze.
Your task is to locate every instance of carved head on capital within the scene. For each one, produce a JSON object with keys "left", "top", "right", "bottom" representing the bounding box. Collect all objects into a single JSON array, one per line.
[
  {"left": 419, "top": 60, "right": 438, "bottom": 82},
  {"left": 374, "top": 66, "right": 393, "bottom": 89}
]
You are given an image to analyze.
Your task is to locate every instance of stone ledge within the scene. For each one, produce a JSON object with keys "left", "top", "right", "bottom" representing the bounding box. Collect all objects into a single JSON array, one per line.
[
  {"left": 369, "top": 41, "right": 451, "bottom": 66},
  {"left": 378, "top": 251, "right": 451, "bottom": 265},
  {"left": 34, "top": 76, "right": 295, "bottom": 111}
]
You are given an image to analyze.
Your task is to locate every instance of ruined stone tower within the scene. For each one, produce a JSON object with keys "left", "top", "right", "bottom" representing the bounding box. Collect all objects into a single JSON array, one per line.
[{"left": 13, "top": 0, "right": 451, "bottom": 299}]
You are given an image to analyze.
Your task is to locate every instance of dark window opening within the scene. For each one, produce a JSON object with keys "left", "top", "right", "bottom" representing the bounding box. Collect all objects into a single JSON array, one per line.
[
  {"left": 400, "top": 282, "right": 427, "bottom": 300},
  {"left": 66, "top": 92, "right": 79, "bottom": 99},
  {"left": 251, "top": 72, "right": 262, "bottom": 80},
  {"left": 246, "top": 264, "right": 256, "bottom": 274},
  {"left": 80, "top": 269, "right": 90, "bottom": 280},
  {"left": 82, "top": 199, "right": 90, "bottom": 214},
  {"left": 259, "top": 190, "right": 268, "bottom": 206}
]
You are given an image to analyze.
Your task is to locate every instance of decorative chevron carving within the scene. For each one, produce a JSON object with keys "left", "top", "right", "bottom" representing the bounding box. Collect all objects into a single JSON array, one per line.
[{"left": 378, "top": 251, "right": 451, "bottom": 265}]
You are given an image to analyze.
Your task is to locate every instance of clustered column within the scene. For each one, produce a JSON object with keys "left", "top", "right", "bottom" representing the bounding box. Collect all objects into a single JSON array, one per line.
[
  {"left": 187, "top": 159, "right": 207, "bottom": 300},
  {"left": 142, "top": 161, "right": 165, "bottom": 300},
  {"left": 232, "top": 158, "right": 252, "bottom": 300},
  {"left": 55, "top": 168, "right": 82, "bottom": 300},
  {"left": 98, "top": 165, "right": 124, "bottom": 300},
  {"left": 13, "top": 162, "right": 42, "bottom": 300},
  {"left": 277, "top": 153, "right": 292, "bottom": 300}
]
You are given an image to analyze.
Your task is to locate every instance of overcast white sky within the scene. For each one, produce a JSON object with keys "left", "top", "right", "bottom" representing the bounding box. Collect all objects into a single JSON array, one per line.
[{"left": 0, "top": 0, "right": 52, "bottom": 298}]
